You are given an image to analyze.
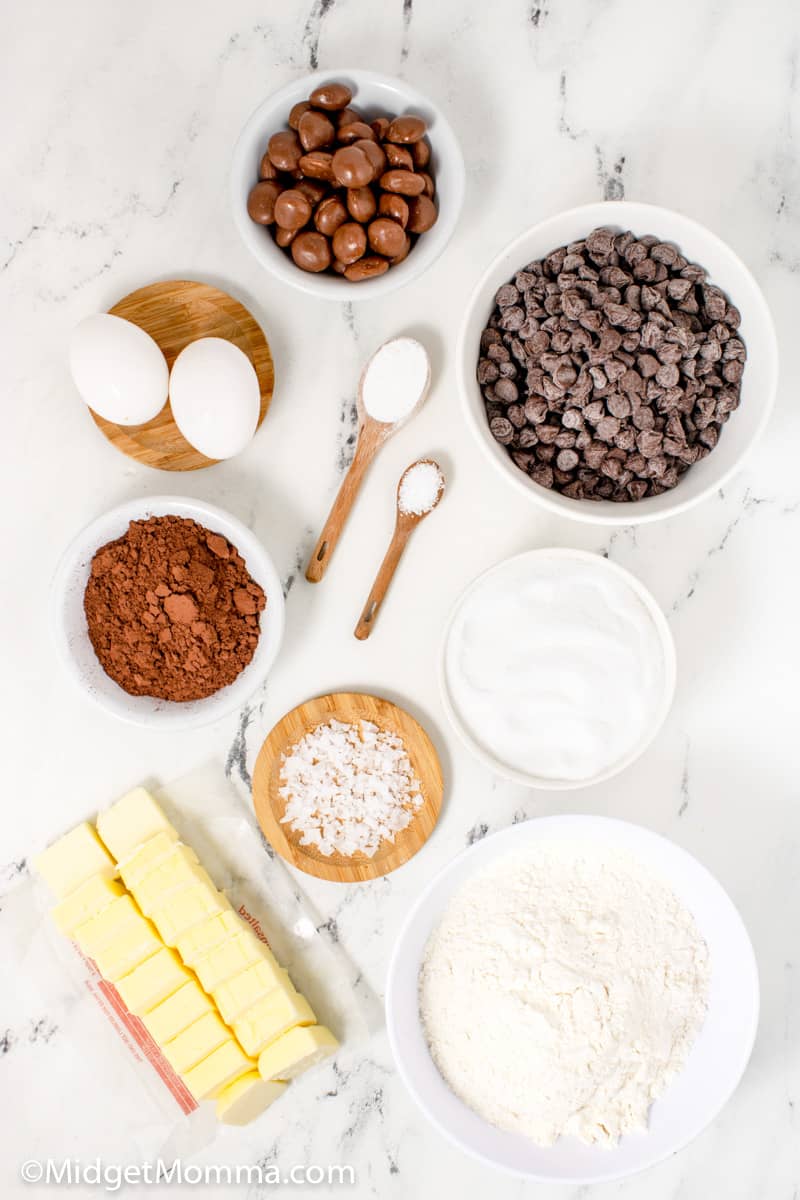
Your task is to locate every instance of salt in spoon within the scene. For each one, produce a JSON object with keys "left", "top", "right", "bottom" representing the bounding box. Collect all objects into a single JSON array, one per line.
[
  {"left": 354, "top": 459, "right": 445, "bottom": 641},
  {"left": 306, "top": 337, "right": 431, "bottom": 583}
]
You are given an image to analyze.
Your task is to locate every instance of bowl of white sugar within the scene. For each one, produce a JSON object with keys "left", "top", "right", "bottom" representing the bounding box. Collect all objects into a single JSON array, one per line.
[
  {"left": 440, "top": 548, "right": 676, "bottom": 789},
  {"left": 386, "top": 815, "right": 759, "bottom": 1183}
]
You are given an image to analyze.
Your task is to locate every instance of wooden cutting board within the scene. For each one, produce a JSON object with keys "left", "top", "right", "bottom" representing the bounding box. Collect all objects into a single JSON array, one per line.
[
  {"left": 252, "top": 692, "right": 443, "bottom": 883},
  {"left": 89, "top": 279, "right": 274, "bottom": 471}
]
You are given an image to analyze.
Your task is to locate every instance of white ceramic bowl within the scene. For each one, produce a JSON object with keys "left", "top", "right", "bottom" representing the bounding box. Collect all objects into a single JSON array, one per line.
[
  {"left": 50, "top": 496, "right": 285, "bottom": 729},
  {"left": 458, "top": 201, "right": 778, "bottom": 525},
  {"left": 440, "top": 548, "right": 676, "bottom": 789},
  {"left": 231, "top": 69, "right": 465, "bottom": 301},
  {"left": 386, "top": 814, "right": 759, "bottom": 1184}
]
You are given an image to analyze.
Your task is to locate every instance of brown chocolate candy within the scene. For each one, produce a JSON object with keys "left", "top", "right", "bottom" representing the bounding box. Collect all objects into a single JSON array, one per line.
[
  {"left": 298, "top": 109, "right": 335, "bottom": 152},
  {"left": 354, "top": 138, "right": 386, "bottom": 176},
  {"left": 386, "top": 115, "right": 427, "bottom": 143},
  {"left": 288, "top": 101, "right": 312, "bottom": 129},
  {"left": 391, "top": 235, "right": 411, "bottom": 266},
  {"left": 371, "top": 116, "right": 390, "bottom": 139},
  {"left": 344, "top": 255, "right": 389, "bottom": 281},
  {"left": 274, "top": 189, "right": 312, "bottom": 231},
  {"left": 337, "top": 107, "right": 363, "bottom": 127},
  {"left": 378, "top": 193, "right": 409, "bottom": 228},
  {"left": 298, "top": 151, "right": 334, "bottom": 181},
  {"left": 411, "top": 138, "right": 431, "bottom": 168},
  {"left": 275, "top": 226, "right": 298, "bottom": 248},
  {"left": 315, "top": 195, "right": 348, "bottom": 236},
  {"left": 346, "top": 186, "right": 377, "bottom": 223},
  {"left": 332, "top": 222, "right": 367, "bottom": 265},
  {"left": 385, "top": 142, "right": 414, "bottom": 170},
  {"left": 294, "top": 178, "right": 327, "bottom": 206},
  {"left": 406, "top": 194, "right": 437, "bottom": 234},
  {"left": 367, "top": 217, "right": 406, "bottom": 257},
  {"left": 309, "top": 81, "right": 352, "bottom": 110},
  {"left": 291, "top": 231, "right": 332, "bottom": 272},
  {"left": 338, "top": 121, "right": 375, "bottom": 143},
  {"left": 267, "top": 130, "right": 302, "bottom": 172},
  {"left": 258, "top": 152, "right": 279, "bottom": 181},
  {"left": 247, "top": 180, "right": 282, "bottom": 224},
  {"left": 379, "top": 169, "right": 425, "bottom": 196},
  {"left": 332, "top": 145, "right": 374, "bottom": 188}
]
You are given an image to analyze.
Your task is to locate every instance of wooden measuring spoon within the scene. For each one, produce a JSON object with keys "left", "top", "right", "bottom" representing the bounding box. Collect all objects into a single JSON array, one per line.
[
  {"left": 306, "top": 337, "right": 431, "bottom": 583},
  {"left": 354, "top": 459, "right": 445, "bottom": 641}
]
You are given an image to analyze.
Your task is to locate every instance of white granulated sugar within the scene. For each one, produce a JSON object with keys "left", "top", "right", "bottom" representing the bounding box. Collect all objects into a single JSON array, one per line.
[
  {"left": 279, "top": 719, "right": 423, "bottom": 858},
  {"left": 420, "top": 843, "right": 710, "bottom": 1148},
  {"left": 399, "top": 461, "right": 444, "bottom": 515},
  {"left": 361, "top": 337, "right": 429, "bottom": 424}
]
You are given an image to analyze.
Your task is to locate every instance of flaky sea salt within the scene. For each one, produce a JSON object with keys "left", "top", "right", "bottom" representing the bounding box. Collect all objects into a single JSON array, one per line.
[{"left": 278, "top": 719, "right": 423, "bottom": 858}]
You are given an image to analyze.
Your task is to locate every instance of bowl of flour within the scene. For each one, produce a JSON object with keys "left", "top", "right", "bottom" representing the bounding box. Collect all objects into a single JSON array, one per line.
[
  {"left": 385, "top": 815, "right": 759, "bottom": 1183},
  {"left": 441, "top": 548, "right": 676, "bottom": 788}
]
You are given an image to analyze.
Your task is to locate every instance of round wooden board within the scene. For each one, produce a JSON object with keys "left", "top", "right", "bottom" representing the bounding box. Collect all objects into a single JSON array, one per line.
[
  {"left": 252, "top": 692, "right": 443, "bottom": 883},
  {"left": 90, "top": 280, "right": 275, "bottom": 471}
]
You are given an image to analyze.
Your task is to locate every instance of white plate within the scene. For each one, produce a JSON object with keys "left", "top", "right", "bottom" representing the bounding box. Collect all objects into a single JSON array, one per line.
[
  {"left": 386, "top": 815, "right": 759, "bottom": 1183},
  {"left": 50, "top": 495, "right": 285, "bottom": 729},
  {"left": 439, "top": 548, "right": 676, "bottom": 789},
  {"left": 458, "top": 201, "right": 779, "bottom": 524}
]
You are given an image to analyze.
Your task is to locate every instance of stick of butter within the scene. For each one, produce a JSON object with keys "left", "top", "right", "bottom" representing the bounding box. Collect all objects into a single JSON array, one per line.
[
  {"left": 162, "top": 1011, "right": 231, "bottom": 1074},
  {"left": 133, "top": 852, "right": 216, "bottom": 917},
  {"left": 182, "top": 1039, "right": 253, "bottom": 1101},
  {"left": 150, "top": 882, "right": 230, "bottom": 947},
  {"left": 51, "top": 875, "right": 125, "bottom": 934},
  {"left": 212, "top": 959, "right": 288, "bottom": 1025},
  {"left": 234, "top": 987, "right": 316, "bottom": 1056},
  {"left": 119, "top": 833, "right": 197, "bottom": 891},
  {"left": 97, "top": 788, "right": 178, "bottom": 862},
  {"left": 193, "top": 932, "right": 268, "bottom": 993},
  {"left": 116, "top": 947, "right": 191, "bottom": 1015},
  {"left": 258, "top": 1026, "right": 338, "bottom": 1082},
  {"left": 216, "top": 1073, "right": 286, "bottom": 1126},
  {"left": 141, "top": 981, "right": 214, "bottom": 1045},
  {"left": 175, "top": 910, "right": 244, "bottom": 966},
  {"left": 34, "top": 823, "right": 117, "bottom": 899},
  {"left": 73, "top": 895, "right": 144, "bottom": 955},
  {"left": 92, "top": 919, "right": 163, "bottom": 982}
]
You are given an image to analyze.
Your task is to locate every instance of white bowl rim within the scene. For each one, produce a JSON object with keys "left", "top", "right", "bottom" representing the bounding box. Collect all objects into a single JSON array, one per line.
[
  {"left": 385, "top": 813, "right": 760, "bottom": 1184},
  {"left": 50, "top": 494, "right": 286, "bottom": 730},
  {"left": 438, "top": 547, "right": 677, "bottom": 789},
  {"left": 230, "top": 67, "right": 466, "bottom": 302},
  {"left": 457, "top": 199, "right": 779, "bottom": 525}
]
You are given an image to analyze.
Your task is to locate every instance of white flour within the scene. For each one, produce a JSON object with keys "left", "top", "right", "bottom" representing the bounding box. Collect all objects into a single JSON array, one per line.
[
  {"left": 361, "top": 337, "right": 429, "bottom": 424},
  {"left": 419, "top": 843, "right": 710, "bottom": 1148}
]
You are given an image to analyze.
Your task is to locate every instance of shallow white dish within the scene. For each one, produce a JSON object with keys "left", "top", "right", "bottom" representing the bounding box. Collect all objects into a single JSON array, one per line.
[
  {"left": 440, "top": 548, "right": 676, "bottom": 789},
  {"left": 386, "top": 814, "right": 759, "bottom": 1184},
  {"left": 50, "top": 496, "right": 285, "bottom": 729},
  {"left": 458, "top": 200, "right": 778, "bottom": 525},
  {"left": 231, "top": 68, "right": 465, "bottom": 301}
]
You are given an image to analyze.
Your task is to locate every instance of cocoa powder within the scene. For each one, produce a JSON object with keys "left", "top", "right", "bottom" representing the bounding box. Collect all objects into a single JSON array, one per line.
[{"left": 84, "top": 515, "right": 266, "bottom": 702}]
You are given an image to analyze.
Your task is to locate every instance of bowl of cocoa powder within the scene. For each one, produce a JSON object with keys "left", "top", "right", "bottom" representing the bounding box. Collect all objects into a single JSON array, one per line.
[{"left": 51, "top": 496, "right": 285, "bottom": 728}]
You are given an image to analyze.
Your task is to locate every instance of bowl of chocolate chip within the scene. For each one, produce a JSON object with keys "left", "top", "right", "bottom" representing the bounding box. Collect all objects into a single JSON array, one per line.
[
  {"left": 51, "top": 496, "right": 285, "bottom": 729},
  {"left": 460, "top": 201, "right": 778, "bottom": 524},
  {"left": 231, "top": 69, "right": 464, "bottom": 299}
]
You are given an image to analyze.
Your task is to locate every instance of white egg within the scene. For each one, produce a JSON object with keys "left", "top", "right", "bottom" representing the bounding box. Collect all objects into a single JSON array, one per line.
[
  {"left": 169, "top": 337, "right": 261, "bottom": 460},
  {"left": 69, "top": 313, "right": 169, "bottom": 425}
]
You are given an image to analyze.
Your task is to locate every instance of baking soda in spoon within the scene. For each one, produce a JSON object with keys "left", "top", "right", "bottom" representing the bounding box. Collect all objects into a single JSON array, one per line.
[
  {"left": 399, "top": 460, "right": 445, "bottom": 515},
  {"left": 306, "top": 337, "right": 431, "bottom": 583},
  {"left": 360, "top": 338, "right": 430, "bottom": 425}
]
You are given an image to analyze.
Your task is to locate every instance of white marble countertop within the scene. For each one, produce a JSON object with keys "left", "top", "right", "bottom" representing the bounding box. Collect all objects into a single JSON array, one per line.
[{"left": 2, "top": 0, "right": 799, "bottom": 1195}]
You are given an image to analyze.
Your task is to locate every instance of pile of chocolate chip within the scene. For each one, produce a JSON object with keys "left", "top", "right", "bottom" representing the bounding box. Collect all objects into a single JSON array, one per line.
[
  {"left": 247, "top": 81, "right": 437, "bottom": 281},
  {"left": 478, "top": 227, "right": 746, "bottom": 501}
]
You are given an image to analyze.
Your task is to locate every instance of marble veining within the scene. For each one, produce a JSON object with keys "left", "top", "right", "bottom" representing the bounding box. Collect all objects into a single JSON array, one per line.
[{"left": 1, "top": 0, "right": 800, "bottom": 1197}]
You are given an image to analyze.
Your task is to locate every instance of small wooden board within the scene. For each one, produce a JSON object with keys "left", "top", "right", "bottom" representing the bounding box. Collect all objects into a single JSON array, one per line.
[
  {"left": 89, "top": 280, "right": 275, "bottom": 471},
  {"left": 252, "top": 692, "right": 443, "bottom": 883}
]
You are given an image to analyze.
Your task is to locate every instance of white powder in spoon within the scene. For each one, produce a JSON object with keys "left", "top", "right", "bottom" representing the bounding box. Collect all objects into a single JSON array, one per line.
[
  {"left": 361, "top": 337, "right": 429, "bottom": 424},
  {"left": 399, "top": 461, "right": 444, "bottom": 515}
]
